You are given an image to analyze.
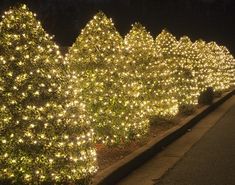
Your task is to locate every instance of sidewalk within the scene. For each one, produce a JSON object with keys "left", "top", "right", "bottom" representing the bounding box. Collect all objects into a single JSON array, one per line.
[{"left": 116, "top": 96, "right": 235, "bottom": 185}]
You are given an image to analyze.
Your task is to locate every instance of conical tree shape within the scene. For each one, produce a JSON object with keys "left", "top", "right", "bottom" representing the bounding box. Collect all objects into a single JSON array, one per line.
[
  {"left": 192, "top": 39, "right": 211, "bottom": 92},
  {"left": 67, "top": 12, "right": 149, "bottom": 145},
  {"left": 193, "top": 40, "right": 228, "bottom": 93},
  {"left": 124, "top": 23, "right": 178, "bottom": 118},
  {"left": 156, "top": 30, "right": 199, "bottom": 109},
  {"left": 206, "top": 42, "right": 231, "bottom": 92},
  {"left": 155, "top": 30, "right": 181, "bottom": 110},
  {"left": 219, "top": 46, "right": 235, "bottom": 87},
  {"left": 0, "top": 5, "right": 97, "bottom": 184},
  {"left": 172, "top": 36, "right": 200, "bottom": 106},
  {"left": 155, "top": 29, "right": 178, "bottom": 58}
]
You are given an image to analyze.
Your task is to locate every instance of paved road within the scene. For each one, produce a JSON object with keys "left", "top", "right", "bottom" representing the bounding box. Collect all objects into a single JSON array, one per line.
[{"left": 156, "top": 104, "right": 235, "bottom": 185}]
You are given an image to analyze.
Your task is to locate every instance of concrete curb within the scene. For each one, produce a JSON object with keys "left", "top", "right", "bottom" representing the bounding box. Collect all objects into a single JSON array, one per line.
[{"left": 93, "top": 89, "right": 235, "bottom": 185}]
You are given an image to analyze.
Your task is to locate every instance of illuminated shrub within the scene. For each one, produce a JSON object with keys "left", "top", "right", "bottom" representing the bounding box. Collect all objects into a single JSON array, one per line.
[
  {"left": 206, "top": 42, "right": 232, "bottom": 92},
  {"left": 220, "top": 46, "right": 235, "bottom": 87},
  {"left": 67, "top": 12, "right": 149, "bottom": 145},
  {"left": 0, "top": 5, "right": 97, "bottom": 184},
  {"left": 0, "top": 4, "right": 234, "bottom": 183},
  {"left": 192, "top": 39, "right": 212, "bottom": 92},
  {"left": 156, "top": 31, "right": 200, "bottom": 109},
  {"left": 193, "top": 40, "right": 235, "bottom": 94},
  {"left": 124, "top": 24, "right": 178, "bottom": 119},
  {"left": 155, "top": 29, "right": 178, "bottom": 58},
  {"left": 155, "top": 30, "right": 179, "bottom": 107},
  {"left": 173, "top": 36, "right": 200, "bottom": 106},
  {"left": 156, "top": 30, "right": 189, "bottom": 108}
]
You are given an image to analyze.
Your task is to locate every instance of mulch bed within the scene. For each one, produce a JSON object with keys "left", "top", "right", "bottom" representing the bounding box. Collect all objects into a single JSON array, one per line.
[{"left": 96, "top": 108, "right": 200, "bottom": 171}]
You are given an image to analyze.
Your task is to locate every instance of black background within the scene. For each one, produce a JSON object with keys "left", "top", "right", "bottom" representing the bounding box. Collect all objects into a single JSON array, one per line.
[{"left": 0, "top": 0, "right": 235, "bottom": 55}]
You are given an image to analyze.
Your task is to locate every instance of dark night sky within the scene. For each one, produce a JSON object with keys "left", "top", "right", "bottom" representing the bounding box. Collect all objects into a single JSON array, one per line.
[{"left": 0, "top": 0, "right": 235, "bottom": 54}]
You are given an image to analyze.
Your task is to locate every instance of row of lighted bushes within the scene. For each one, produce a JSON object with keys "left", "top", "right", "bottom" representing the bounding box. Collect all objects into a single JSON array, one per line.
[
  {"left": 66, "top": 11, "right": 235, "bottom": 144},
  {"left": 0, "top": 4, "right": 234, "bottom": 185}
]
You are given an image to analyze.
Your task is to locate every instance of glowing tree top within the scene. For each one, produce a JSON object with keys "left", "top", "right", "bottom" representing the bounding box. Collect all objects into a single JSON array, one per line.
[
  {"left": 67, "top": 12, "right": 149, "bottom": 145},
  {"left": 124, "top": 24, "right": 178, "bottom": 118},
  {"left": 175, "top": 36, "right": 197, "bottom": 59},
  {"left": 69, "top": 11, "right": 123, "bottom": 70},
  {"left": 0, "top": 4, "right": 97, "bottom": 184},
  {"left": 124, "top": 23, "right": 156, "bottom": 61},
  {"left": 155, "top": 29, "right": 178, "bottom": 57}
]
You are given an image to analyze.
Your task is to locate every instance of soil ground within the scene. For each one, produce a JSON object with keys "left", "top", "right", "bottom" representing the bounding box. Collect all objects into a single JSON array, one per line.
[{"left": 96, "top": 107, "right": 201, "bottom": 170}]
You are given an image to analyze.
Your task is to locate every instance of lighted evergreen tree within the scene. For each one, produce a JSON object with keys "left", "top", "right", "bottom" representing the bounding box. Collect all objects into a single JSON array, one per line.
[
  {"left": 155, "top": 29, "right": 178, "bottom": 58},
  {"left": 193, "top": 40, "right": 230, "bottom": 93},
  {"left": 206, "top": 42, "right": 232, "bottom": 92},
  {"left": 124, "top": 23, "right": 178, "bottom": 118},
  {"left": 172, "top": 36, "right": 200, "bottom": 106},
  {"left": 155, "top": 30, "right": 182, "bottom": 109},
  {"left": 156, "top": 31, "right": 199, "bottom": 110},
  {"left": 219, "top": 45, "right": 235, "bottom": 87},
  {"left": 192, "top": 39, "right": 212, "bottom": 92},
  {"left": 0, "top": 5, "right": 97, "bottom": 184},
  {"left": 67, "top": 12, "right": 149, "bottom": 145}
]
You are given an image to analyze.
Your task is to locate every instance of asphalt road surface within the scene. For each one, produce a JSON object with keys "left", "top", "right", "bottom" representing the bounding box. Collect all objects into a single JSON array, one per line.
[{"left": 156, "top": 104, "right": 235, "bottom": 185}]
